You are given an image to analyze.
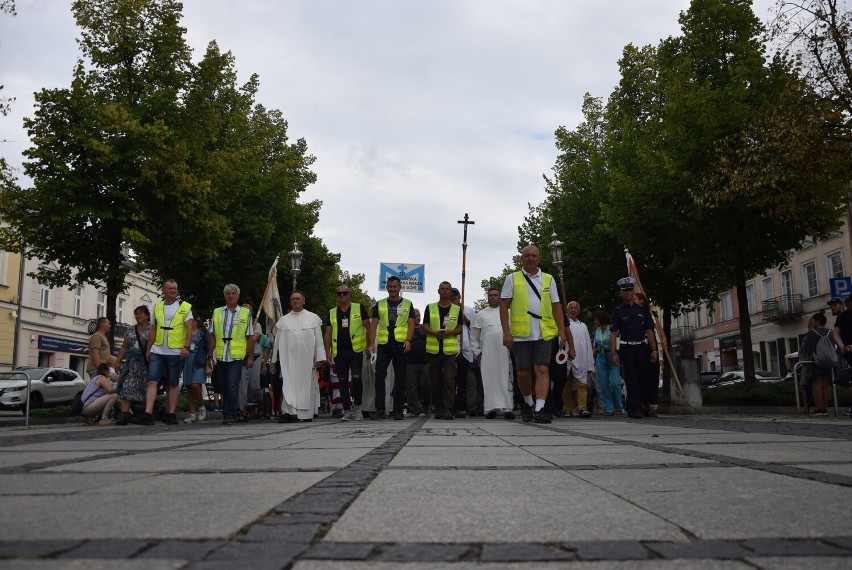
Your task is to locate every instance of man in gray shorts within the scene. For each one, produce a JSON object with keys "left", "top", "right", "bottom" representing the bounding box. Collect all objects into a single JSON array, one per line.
[{"left": 500, "top": 245, "right": 569, "bottom": 423}]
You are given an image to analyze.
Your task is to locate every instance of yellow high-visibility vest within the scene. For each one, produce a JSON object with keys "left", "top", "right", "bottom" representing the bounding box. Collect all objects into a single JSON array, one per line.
[
  {"left": 212, "top": 306, "right": 250, "bottom": 359},
  {"left": 329, "top": 303, "right": 367, "bottom": 355},
  {"left": 376, "top": 298, "right": 412, "bottom": 344},
  {"left": 153, "top": 300, "right": 192, "bottom": 349},
  {"left": 425, "top": 302, "right": 461, "bottom": 355},
  {"left": 509, "top": 271, "right": 558, "bottom": 340}
]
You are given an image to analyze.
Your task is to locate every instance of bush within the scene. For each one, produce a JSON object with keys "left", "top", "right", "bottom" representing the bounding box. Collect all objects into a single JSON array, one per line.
[{"left": 701, "top": 379, "right": 850, "bottom": 407}]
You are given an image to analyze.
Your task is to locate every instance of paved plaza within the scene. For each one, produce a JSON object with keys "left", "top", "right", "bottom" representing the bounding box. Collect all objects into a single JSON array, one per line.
[{"left": 0, "top": 413, "right": 851, "bottom": 568}]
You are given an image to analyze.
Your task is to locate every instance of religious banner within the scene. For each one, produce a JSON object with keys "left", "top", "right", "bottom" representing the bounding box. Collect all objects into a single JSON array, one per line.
[{"left": 379, "top": 262, "right": 425, "bottom": 293}]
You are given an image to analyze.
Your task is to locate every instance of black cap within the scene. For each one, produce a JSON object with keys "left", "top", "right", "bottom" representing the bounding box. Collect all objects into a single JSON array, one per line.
[
  {"left": 828, "top": 298, "right": 843, "bottom": 306},
  {"left": 451, "top": 288, "right": 460, "bottom": 296}
]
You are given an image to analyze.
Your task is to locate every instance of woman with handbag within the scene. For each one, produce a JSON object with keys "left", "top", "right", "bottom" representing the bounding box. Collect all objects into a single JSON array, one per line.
[{"left": 114, "top": 306, "right": 152, "bottom": 425}]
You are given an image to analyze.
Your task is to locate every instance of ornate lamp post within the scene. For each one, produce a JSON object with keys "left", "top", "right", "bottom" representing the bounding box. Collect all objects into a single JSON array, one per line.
[
  {"left": 548, "top": 232, "right": 567, "bottom": 304},
  {"left": 288, "top": 242, "right": 303, "bottom": 292}
]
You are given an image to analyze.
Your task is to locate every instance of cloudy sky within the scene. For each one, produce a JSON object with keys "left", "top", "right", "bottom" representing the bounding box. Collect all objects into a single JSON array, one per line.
[{"left": 1, "top": 0, "right": 776, "bottom": 304}]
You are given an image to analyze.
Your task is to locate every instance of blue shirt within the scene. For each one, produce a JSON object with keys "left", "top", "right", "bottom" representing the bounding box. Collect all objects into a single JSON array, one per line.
[{"left": 610, "top": 303, "right": 653, "bottom": 342}]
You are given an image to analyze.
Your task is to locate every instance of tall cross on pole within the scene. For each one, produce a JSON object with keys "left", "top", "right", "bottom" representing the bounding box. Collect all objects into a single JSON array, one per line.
[{"left": 457, "top": 213, "right": 475, "bottom": 310}]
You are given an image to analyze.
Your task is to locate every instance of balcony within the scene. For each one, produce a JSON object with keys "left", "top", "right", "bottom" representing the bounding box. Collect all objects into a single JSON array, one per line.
[
  {"left": 670, "top": 326, "right": 694, "bottom": 343},
  {"left": 762, "top": 294, "right": 803, "bottom": 323}
]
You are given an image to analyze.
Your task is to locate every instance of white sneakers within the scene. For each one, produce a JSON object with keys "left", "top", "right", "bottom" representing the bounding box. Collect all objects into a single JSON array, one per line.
[
  {"left": 353, "top": 406, "right": 363, "bottom": 421},
  {"left": 183, "top": 412, "right": 197, "bottom": 424},
  {"left": 197, "top": 407, "right": 207, "bottom": 421}
]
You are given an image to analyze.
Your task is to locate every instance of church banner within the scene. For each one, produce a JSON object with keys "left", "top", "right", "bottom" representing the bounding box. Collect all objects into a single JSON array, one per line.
[{"left": 379, "top": 262, "right": 425, "bottom": 293}]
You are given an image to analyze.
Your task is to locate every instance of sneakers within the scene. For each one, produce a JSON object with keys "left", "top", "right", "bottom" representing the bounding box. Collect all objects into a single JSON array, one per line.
[
  {"left": 183, "top": 413, "right": 197, "bottom": 424},
  {"left": 353, "top": 406, "right": 363, "bottom": 421},
  {"left": 197, "top": 407, "right": 207, "bottom": 421},
  {"left": 533, "top": 411, "right": 552, "bottom": 424},
  {"left": 522, "top": 404, "right": 533, "bottom": 423},
  {"left": 563, "top": 410, "right": 574, "bottom": 418},
  {"left": 580, "top": 410, "right": 592, "bottom": 419},
  {"left": 341, "top": 410, "right": 352, "bottom": 421},
  {"left": 130, "top": 413, "right": 155, "bottom": 426}
]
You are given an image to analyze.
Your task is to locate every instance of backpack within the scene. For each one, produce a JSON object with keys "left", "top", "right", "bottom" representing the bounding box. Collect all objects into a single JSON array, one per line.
[
  {"left": 814, "top": 329, "right": 838, "bottom": 369},
  {"left": 194, "top": 328, "right": 210, "bottom": 367},
  {"left": 71, "top": 392, "right": 84, "bottom": 415}
]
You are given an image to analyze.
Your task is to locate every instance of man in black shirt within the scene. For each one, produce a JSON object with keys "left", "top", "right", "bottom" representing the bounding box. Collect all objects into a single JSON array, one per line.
[
  {"left": 324, "top": 285, "right": 370, "bottom": 421},
  {"left": 369, "top": 276, "right": 415, "bottom": 420}
]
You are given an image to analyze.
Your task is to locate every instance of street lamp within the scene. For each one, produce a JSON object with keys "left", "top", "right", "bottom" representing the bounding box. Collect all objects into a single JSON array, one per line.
[
  {"left": 288, "top": 241, "right": 303, "bottom": 291},
  {"left": 548, "top": 232, "right": 567, "bottom": 304}
]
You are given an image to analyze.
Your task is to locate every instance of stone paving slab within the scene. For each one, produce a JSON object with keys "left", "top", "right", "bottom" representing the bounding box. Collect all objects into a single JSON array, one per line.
[
  {"left": 324, "top": 470, "right": 687, "bottom": 543},
  {"left": 1, "top": 414, "right": 851, "bottom": 567},
  {"left": 571, "top": 466, "right": 852, "bottom": 539}
]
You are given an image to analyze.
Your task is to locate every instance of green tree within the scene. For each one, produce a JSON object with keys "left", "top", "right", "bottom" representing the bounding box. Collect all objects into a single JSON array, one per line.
[{"left": 659, "top": 0, "right": 849, "bottom": 386}]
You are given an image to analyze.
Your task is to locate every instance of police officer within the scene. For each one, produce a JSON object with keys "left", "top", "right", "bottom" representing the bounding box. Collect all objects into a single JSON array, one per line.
[{"left": 609, "top": 278, "right": 658, "bottom": 419}]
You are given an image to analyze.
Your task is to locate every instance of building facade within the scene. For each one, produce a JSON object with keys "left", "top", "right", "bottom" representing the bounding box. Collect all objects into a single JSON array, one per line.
[{"left": 671, "top": 219, "right": 851, "bottom": 377}]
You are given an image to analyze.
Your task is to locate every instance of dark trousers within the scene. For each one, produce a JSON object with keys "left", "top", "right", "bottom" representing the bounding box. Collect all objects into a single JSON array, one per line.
[
  {"left": 546, "top": 337, "right": 567, "bottom": 415},
  {"left": 429, "top": 353, "right": 457, "bottom": 417},
  {"left": 334, "top": 350, "right": 363, "bottom": 409},
  {"left": 643, "top": 361, "right": 660, "bottom": 406},
  {"left": 214, "top": 360, "right": 244, "bottom": 421},
  {"left": 375, "top": 342, "right": 407, "bottom": 414},
  {"left": 406, "top": 362, "right": 429, "bottom": 414},
  {"left": 454, "top": 355, "right": 470, "bottom": 411},
  {"left": 619, "top": 344, "right": 650, "bottom": 416}
]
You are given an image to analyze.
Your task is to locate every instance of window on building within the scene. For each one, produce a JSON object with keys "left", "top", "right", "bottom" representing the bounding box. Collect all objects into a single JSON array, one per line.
[
  {"left": 0, "top": 250, "right": 7, "bottom": 286},
  {"left": 762, "top": 277, "right": 774, "bottom": 302},
  {"left": 73, "top": 287, "right": 83, "bottom": 317},
  {"left": 781, "top": 269, "right": 794, "bottom": 296},
  {"left": 40, "top": 285, "right": 51, "bottom": 310},
  {"left": 827, "top": 251, "right": 844, "bottom": 279},
  {"left": 802, "top": 261, "right": 818, "bottom": 298},
  {"left": 96, "top": 292, "right": 106, "bottom": 319},
  {"left": 746, "top": 283, "right": 756, "bottom": 314},
  {"left": 118, "top": 298, "right": 126, "bottom": 324},
  {"left": 695, "top": 307, "right": 702, "bottom": 328},
  {"left": 707, "top": 302, "right": 715, "bottom": 325},
  {"left": 720, "top": 293, "right": 733, "bottom": 321}
]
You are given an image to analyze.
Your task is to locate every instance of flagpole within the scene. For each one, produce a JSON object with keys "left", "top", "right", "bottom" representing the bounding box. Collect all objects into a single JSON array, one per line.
[{"left": 625, "top": 248, "right": 684, "bottom": 396}]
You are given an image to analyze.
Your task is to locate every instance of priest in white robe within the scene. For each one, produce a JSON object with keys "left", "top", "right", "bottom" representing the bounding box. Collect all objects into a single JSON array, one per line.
[
  {"left": 470, "top": 287, "right": 515, "bottom": 419},
  {"left": 270, "top": 290, "right": 326, "bottom": 421}
]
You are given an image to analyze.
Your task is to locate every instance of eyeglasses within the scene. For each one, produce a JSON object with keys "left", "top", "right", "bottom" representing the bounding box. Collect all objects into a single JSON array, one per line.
[{"left": 336, "top": 291, "right": 349, "bottom": 296}]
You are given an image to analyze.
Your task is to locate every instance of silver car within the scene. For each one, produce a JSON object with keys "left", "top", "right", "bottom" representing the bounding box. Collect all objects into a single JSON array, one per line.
[{"left": 0, "top": 367, "right": 86, "bottom": 414}]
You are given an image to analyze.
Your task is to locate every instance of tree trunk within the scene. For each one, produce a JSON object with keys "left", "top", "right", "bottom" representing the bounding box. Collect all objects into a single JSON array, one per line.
[{"left": 735, "top": 269, "right": 756, "bottom": 389}]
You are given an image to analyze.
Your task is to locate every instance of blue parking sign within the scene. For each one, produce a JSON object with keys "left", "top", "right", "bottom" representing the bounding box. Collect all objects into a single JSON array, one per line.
[{"left": 829, "top": 277, "right": 852, "bottom": 298}]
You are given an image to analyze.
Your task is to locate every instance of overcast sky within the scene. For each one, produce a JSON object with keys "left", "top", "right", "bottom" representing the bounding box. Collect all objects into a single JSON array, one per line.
[{"left": 1, "top": 0, "right": 776, "bottom": 304}]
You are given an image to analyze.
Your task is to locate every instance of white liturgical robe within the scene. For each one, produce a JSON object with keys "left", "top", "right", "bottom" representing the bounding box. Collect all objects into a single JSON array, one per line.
[
  {"left": 567, "top": 318, "right": 595, "bottom": 384},
  {"left": 470, "top": 306, "right": 513, "bottom": 413},
  {"left": 271, "top": 309, "right": 326, "bottom": 420}
]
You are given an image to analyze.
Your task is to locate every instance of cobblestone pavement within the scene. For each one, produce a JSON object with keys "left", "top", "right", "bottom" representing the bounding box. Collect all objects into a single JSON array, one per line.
[{"left": 0, "top": 413, "right": 851, "bottom": 568}]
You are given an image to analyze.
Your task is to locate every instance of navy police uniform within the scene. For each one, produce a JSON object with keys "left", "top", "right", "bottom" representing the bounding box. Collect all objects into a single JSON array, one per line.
[{"left": 610, "top": 278, "right": 655, "bottom": 418}]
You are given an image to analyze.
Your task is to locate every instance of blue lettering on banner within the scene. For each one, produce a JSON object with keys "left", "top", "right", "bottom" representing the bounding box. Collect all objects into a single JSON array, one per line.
[
  {"left": 830, "top": 277, "right": 852, "bottom": 299},
  {"left": 379, "top": 263, "right": 425, "bottom": 293}
]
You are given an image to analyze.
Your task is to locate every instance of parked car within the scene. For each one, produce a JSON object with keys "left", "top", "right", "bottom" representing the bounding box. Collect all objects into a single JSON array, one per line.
[
  {"left": 705, "top": 370, "right": 784, "bottom": 389},
  {"left": 0, "top": 367, "right": 86, "bottom": 414},
  {"left": 699, "top": 371, "right": 721, "bottom": 389}
]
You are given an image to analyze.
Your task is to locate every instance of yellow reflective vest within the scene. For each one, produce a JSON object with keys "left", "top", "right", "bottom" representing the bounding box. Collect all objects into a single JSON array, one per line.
[
  {"left": 376, "top": 298, "right": 412, "bottom": 344},
  {"left": 425, "top": 302, "right": 461, "bottom": 355},
  {"left": 329, "top": 303, "right": 367, "bottom": 355},
  {"left": 212, "top": 306, "right": 251, "bottom": 359},
  {"left": 153, "top": 300, "right": 192, "bottom": 349},
  {"left": 509, "top": 271, "right": 558, "bottom": 340}
]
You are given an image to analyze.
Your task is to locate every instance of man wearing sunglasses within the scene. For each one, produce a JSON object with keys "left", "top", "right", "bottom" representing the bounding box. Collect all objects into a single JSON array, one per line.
[{"left": 324, "top": 286, "right": 370, "bottom": 421}]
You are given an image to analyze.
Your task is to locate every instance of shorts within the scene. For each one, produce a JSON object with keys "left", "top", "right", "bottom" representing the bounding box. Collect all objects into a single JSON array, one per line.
[
  {"left": 147, "top": 353, "right": 183, "bottom": 387},
  {"left": 512, "top": 339, "right": 552, "bottom": 370}
]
